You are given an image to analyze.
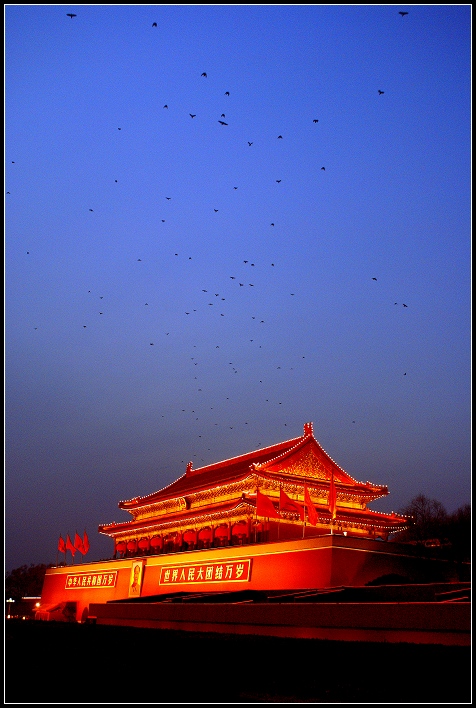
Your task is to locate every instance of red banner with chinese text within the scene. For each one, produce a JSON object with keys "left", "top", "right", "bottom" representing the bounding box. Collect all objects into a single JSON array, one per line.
[{"left": 159, "top": 559, "right": 252, "bottom": 585}]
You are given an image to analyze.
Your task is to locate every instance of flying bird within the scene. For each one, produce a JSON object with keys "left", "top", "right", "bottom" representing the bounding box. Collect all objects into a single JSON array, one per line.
[
  {"left": 221, "top": 114, "right": 226, "bottom": 118},
  {"left": 277, "top": 135, "right": 283, "bottom": 139},
  {"left": 225, "top": 91, "right": 230, "bottom": 96},
  {"left": 378, "top": 90, "right": 384, "bottom": 95},
  {"left": 190, "top": 114, "right": 196, "bottom": 118},
  {"left": 166, "top": 197, "right": 171, "bottom": 200},
  {"left": 201, "top": 72, "right": 207, "bottom": 77},
  {"left": 89, "top": 208, "right": 93, "bottom": 212},
  {"left": 321, "top": 167, "right": 326, "bottom": 170},
  {"left": 248, "top": 142, "right": 253, "bottom": 146},
  {"left": 163, "top": 105, "right": 168, "bottom": 109},
  {"left": 399, "top": 11, "right": 408, "bottom": 17},
  {"left": 313, "top": 119, "right": 319, "bottom": 123},
  {"left": 372, "top": 277, "right": 377, "bottom": 281},
  {"left": 218, "top": 120, "right": 228, "bottom": 125},
  {"left": 403, "top": 303, "right": 408, "bottom": 307},
  {"left": 152, "top": 22, "right": 157, "bottom": 26},
  {"left": 66, "top": 13, "right": 76, "bottom": 18},
  {"left": 276, "top": 180, "right": 281, "bottom": 183}
]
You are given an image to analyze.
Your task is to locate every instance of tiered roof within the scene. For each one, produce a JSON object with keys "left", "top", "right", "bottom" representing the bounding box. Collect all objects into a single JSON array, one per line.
[{"left": 99, "top": 423, "right": 406, "bottom": 539}]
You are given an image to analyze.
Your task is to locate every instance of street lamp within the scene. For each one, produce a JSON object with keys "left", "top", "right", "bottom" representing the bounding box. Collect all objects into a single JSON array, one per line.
[{"left": 6, "top": 598, "right": 15, "bottom": 618}]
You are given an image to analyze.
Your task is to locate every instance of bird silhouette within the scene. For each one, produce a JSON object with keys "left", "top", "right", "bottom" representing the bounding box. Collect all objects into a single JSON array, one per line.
[
  {"left": 321, "top": 167, "right": 326, "bottom": 170},
  {"left": 403, "top": 303, "right": 408, "bottom": 307},
  {"left": 270, "top": 223, "right": 274, "bottom": 226},
  {"left": 276, "top": 180, "right": 281, "bottom": 183},
  {"left": 166, "top": 197, "right": 171, "bottom": 200},
  {"left": 190, "top": 114, "right": 196, "bottom": 118},
  {"left": 248, "top": 142, "right": 253, "bottom": 146},
  {"left": 225, "top": 91, "right": 230, "bottom": 96},
  {"left": 163, "top": 105, "right": 168, "bottom": 109},
  {"left": 66, "top": 13, "right": 76, "bottom": 18},
  {"left": 372, "top": 277, "right": 377, "bottom": 281},
  {"left": 313, "top": 119, "right": 319, "bottom": 123},
  {"left": 214, "top": 209, "right": 218, "bottom": 212},
  {"left": 152, "top": 22, "right": 157, "bottom": 27},
  {"left": 89, "top": 209, "right": 93, "bottom": 212},
  {"left": 399, "top": 11, "right": 408, "bottom": 17},
  {"left": 233, "top": 186, "right": 238, "bottom": 189},
  {"left": 378, "top": 90, "right": 384, "bottom": 95},
  {"left": 221, "top": 114, "right": 226, "bottom": 118},
  {"left": 218, "top": 120, "right": 228, "bottom": 125},
  {"left": 118, "top": 127, "right": 121, "bottom": 130},
  {"left": 277, "top": 135, "right": 283, "bottom": 139},
  {"left": 201, "top": 72, "right": 207, "bottom": 77}
]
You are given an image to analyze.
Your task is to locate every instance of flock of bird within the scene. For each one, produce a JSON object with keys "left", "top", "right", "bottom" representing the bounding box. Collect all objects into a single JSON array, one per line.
[{"left": 9, "top": 9, "right": 413, "bottom": 461}]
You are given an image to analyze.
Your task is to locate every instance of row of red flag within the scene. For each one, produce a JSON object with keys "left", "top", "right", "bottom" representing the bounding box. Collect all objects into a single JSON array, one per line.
[
  {"left": 256, "top": 475, "right": 337, "bottom": 525},
  {"left": 58, "top": 531, "right": 90, "bottom": 557}
]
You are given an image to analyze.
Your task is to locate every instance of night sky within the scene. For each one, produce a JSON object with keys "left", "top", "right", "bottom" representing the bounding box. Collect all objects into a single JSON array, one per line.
[{"left": 5, "top": 5, "right": 471, "bottom": 572}]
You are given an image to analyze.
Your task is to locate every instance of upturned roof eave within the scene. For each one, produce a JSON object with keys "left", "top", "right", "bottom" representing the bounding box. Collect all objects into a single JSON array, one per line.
[
  {"left": 99, "top": 497, "right": 257, "bottom": 537},
  {"left": 118, "top": 434, "right": 306, "bottom": 510}
]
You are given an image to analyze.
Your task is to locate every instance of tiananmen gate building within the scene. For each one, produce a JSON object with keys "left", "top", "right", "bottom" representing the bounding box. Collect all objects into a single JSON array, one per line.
[
  {"left": 36, "top": 423, "right": 469, "bottom": 642},
  {"left": 99, "top": 421, "right": 406, "bottom": 554}
]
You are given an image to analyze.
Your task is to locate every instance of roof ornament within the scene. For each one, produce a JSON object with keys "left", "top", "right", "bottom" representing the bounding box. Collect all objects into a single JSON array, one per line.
[
  {"left": 303, "top": 422, "right": 313, "bottom": 437},
  {"left": 186, "top": 461, "right": 193, "bottom": 474}
]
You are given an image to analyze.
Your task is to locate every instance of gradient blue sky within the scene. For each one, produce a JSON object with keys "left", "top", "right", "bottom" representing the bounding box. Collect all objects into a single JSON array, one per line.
[{"left": 5, "top": 5, "right": 471, "bottom": 572}]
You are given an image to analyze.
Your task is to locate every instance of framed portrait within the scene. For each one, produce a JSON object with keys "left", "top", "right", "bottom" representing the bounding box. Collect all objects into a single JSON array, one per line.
[{"left": 128, "top": 559, "right": 145, "bottom": 597}]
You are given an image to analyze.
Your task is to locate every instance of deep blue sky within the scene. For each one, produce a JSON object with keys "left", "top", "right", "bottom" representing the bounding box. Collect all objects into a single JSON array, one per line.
[{"left": 5, "top": 5, "right": 471, "bottom": 572}]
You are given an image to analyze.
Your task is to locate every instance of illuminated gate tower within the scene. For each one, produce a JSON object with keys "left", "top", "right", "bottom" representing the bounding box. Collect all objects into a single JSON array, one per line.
[{"left": 99, "top": 423, "right": 407, "bottom": 557}]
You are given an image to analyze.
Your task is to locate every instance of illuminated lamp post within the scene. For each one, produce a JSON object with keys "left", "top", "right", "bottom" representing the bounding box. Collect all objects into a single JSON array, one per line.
[{"left": 6, "top": 598, "right": 15, "bottom": 618}]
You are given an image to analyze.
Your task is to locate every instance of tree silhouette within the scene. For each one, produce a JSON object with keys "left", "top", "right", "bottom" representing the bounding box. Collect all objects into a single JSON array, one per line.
[{"left": 5, "top": 563, "right": 54, "bottom": 602}]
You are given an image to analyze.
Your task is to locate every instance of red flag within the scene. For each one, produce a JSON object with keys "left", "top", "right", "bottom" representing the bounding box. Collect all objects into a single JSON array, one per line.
[
  {"left": 304, "top": 486, "right": 318, "bottom": 526},
  {"left": 65, "top": 534, "right": 76, "bottom": 557},
  {"left": 82, "top": 530, "right": 90, "bottom": 555},
  {"left": 74, "top": 531, "right": 84, "bottom": 555},
  {"left": 329, "top": 472, "right": 337, "bottom": 520},
  {"left": 279, "top": 488, "right": 304, "bottom": 521},
  {"left": 256, "top": 490, "right": 281, "bottom": 519},
  {"left": 58, "top": 535, "right": 66, "bottom": 554}
]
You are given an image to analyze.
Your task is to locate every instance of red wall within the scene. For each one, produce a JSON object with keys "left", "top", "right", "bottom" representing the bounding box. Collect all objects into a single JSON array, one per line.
[{"left": 37, "top": 535, "right": 462, "bottom": 623}]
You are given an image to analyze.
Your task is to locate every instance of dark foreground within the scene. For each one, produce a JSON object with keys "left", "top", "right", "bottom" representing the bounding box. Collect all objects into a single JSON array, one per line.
[{"left": 5, "top": 619, "right": 471, "bottom": 704}]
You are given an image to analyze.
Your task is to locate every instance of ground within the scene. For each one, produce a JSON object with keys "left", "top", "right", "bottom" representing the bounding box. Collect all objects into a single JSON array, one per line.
[{"left": 5, "top": 619, "right": 471, "bottom": 703}]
